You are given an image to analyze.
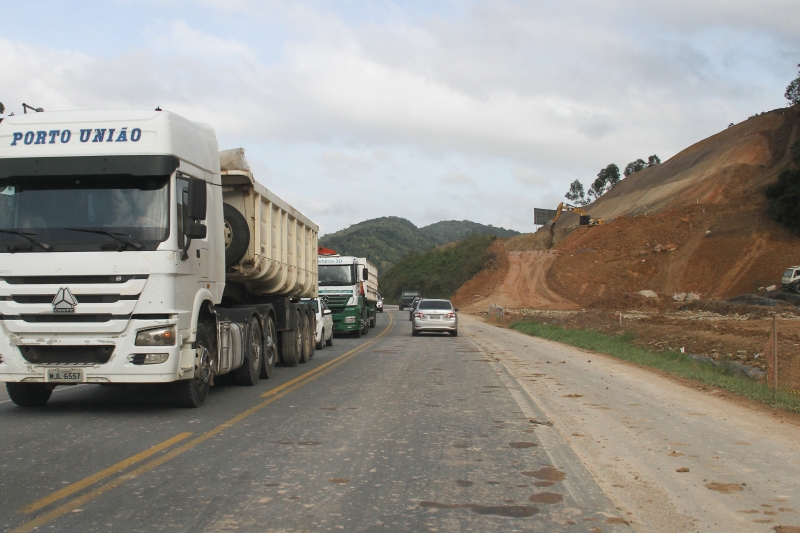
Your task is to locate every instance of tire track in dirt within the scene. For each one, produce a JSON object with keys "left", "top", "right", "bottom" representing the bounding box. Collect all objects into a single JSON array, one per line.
[{"left": 467, "top": 251, "right": 579, "bottom": 311}]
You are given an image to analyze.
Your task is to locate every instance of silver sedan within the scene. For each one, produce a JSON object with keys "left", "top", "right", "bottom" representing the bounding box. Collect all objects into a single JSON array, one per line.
[{"left": 411, "top": 299, "right": 458, "bottom": 337}]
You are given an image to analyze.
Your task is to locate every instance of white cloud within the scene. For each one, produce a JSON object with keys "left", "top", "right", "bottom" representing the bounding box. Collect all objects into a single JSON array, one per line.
[
  {"left": 513, "top": 168, "right": 547, "bottom": 187},
  {"left": 441, "top": 172, "right": 475, "bottom": 185}
]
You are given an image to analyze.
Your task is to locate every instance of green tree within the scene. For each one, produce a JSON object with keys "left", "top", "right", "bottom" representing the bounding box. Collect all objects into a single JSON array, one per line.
[
  {"left": 786, "top": 63, "right": 800, "bottom": 106},
  {"left": 624, "top": 159, "right": 646, "bottom": 177},
  {"left": 588, "top": 164, "right": 620, "bottom": 200},
  {"left": 764, "top": 140, "right": 800, "bottom": 233},
  {"left": 564, "top": 179, "right": 588, "bottom": 205},
  {"left": 646, "top": 154, "right": 661, "bottom": 167}
]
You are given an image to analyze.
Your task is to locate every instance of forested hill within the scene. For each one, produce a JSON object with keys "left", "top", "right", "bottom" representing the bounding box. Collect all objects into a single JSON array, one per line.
[
  {"left": 421, "top": 220, "right": 520, "bottom": 244},
  {"left": 318, "top": 217, "right": 520, "bottom": 274}
]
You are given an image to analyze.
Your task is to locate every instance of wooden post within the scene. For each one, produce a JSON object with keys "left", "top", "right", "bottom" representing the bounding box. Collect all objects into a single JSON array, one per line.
[{"left": 773, "top": 315, "right": 778, "bottom": 392}]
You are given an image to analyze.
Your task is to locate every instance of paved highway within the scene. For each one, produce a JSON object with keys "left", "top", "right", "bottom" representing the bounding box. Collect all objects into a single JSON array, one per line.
[{"left": 0, "top": 308, "right": 628, "bottom": 532}]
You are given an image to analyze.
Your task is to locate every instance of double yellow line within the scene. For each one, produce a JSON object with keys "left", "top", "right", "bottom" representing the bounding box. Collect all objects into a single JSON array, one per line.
[{"left": 12, "top": 313, "right": 395, "bottom": 533}]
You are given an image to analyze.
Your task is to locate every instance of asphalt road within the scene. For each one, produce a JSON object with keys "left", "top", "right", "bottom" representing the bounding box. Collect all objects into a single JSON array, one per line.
[{"left": 0, "top": 308, "right": 627, "bottom": 532}]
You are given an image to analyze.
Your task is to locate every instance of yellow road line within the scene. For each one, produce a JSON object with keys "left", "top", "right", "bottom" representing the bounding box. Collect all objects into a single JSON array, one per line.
[
  {"left": 11, "top": 313, "right": 395, "bottom": 533},
  {"left": 19, "top": 432, "right": 193, "bottom": 514}
]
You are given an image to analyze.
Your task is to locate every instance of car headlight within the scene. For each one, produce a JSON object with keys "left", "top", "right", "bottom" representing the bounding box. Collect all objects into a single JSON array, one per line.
[
  {"left": 135, "top": 326, "right": 176, "bottom": 346},
  {"left": 344, "top": 316, "right": 357, "bottom": 323}
]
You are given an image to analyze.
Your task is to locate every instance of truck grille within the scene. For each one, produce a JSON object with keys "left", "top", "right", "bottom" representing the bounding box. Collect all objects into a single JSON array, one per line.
[
  {"left": 323, "top": 294, "right": 351, "bottom": 310},
  {"left": 19, "top": 345, "right": 115, "bottom": 365}
]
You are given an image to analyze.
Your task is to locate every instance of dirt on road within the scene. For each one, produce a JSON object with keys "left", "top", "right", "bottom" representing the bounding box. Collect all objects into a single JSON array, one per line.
[{"left": 460, "top": 314, "right": 800, "bottom": 533}]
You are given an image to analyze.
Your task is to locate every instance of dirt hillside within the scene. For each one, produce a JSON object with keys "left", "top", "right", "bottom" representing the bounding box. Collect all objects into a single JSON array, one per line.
[{"left": 466, "top": 106, "right": 800, "bottom": 310}]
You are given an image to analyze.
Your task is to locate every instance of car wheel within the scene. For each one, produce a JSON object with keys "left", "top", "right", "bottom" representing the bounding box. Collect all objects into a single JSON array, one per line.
[
  {"left": 450, "top": 330, "right": 458, "bottom": 337},
  {"left": 412, "top": 329, "right": 419, "bottom": 337},
  {"left": 316, "top": 328, "right": 324, "bottom": 350},
  {"left": 325, "top": 333, "right": 333, "bottom": 347}
]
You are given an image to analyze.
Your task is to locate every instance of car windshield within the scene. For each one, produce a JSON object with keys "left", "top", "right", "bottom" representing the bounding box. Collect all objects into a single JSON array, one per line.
[
  {"left": 418, "top": 300, "right": 453, "bottom": 310},
  {"left": 318, "top": 264, "right": 355, "bottom": 286},
  {"left": 0, "top": 174, "right": 169, "bottom": 251}
]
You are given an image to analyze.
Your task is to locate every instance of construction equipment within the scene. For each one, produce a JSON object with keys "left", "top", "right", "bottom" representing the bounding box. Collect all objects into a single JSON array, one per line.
[{"left": 546, "top": 202, "right": 605, "bottom": 234}]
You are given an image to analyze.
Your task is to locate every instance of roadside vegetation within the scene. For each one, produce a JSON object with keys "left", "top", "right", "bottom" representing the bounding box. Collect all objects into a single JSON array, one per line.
[
  {"left": 381, "top": 234, "right": 498, "bottom": 304},
  {"left": 510, "top": 320, "right": 800, "bottom": 412}
]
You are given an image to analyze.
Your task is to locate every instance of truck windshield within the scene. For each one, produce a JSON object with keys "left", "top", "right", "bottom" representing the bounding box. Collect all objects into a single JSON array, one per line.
[
  {"left": 318, "top": 264, "right": 354, "bottom": 286},
  {"left": 0, "top": 175, "right": 169, "bottom": 252}
]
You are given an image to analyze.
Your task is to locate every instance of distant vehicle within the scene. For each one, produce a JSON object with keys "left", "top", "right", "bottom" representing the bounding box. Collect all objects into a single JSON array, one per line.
[
  {"left": 376, "top": 293, "right": 384, "bottom": 313},
  {"left": 783, "top": 267, "right": 800, "bottom": 293},
  {"left": 408, "top": 297, "right": 422, "bottom": 321},
  {"left": 305, "top": 297, "right": 334, "bottom": 350},
  {"left": 398, "top": 291, "right": 421, "bottom": 311},
  {"left": 412, "top": 299, "right": 459, "bottom": 337}
]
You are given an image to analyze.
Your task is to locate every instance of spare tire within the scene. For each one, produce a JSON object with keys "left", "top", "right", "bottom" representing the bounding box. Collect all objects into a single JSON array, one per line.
[{"left": 223, "top": 203, "right": 250, "bottom": 268}]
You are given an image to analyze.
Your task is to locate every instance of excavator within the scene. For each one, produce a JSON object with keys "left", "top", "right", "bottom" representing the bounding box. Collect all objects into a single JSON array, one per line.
[{"left": 548, "top": 202, "right": 605, "bottom": 235}]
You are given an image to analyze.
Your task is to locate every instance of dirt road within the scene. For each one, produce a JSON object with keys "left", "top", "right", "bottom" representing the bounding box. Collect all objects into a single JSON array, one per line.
[
  {"left": 460, "top": 314, "right": 800, "bottom": 532},
  {"left": 468, "top": 251, "right": 579, "bottom": 312}
]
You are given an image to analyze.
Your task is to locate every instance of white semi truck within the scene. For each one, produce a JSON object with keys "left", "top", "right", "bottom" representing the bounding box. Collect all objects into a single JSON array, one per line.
[
  {"left": 0, "top": 109, "right": 319, "bottom": 407},
  {"left": 318, "top": 254, "right": 378, "bottom": 337}
]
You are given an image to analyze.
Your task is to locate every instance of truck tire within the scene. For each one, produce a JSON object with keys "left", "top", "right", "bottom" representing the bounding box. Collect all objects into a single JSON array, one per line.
[
  {"left": 299, "top": 313, "right": 313, "bottom": 363},
  {"left": 6, "top": 383, "right": 52, "bottom": 407},
  {"left": 260, "top": 316, "right": 278, "bottom": 379},
  {"left": 793, "top": 282, "right": 800, "bottom": 295},
  {"left": 232, "top": 316, "right": 261, "bottom": 386},
  {"left": 280, "top": 311, "right": 302, "bottom": 366},
  {"left": 173, "top": 323, "right": 212, "bottom": 408},
  {"left": 369, "top": 314, "right": 376, "bottom": 328},
  {"left": 352, "top": 324, "right": 362, "bottom": 338},
  {"left": 362, "top": 312, "right": 369, "bottom": 336},
  {"left": 223, "top": 203, "right": 250, "bottom": 268}
]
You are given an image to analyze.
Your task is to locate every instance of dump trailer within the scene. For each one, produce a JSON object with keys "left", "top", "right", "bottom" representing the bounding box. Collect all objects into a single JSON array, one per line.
[
  {"left": 0, "top": 109, "right": 318, "bottom": 407},
  {"left": 318, "top": 253, "right": 378, "bottom": 337}
]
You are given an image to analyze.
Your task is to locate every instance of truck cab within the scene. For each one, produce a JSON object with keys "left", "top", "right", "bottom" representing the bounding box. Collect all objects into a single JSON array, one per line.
[
  {"left": 318, "top": 254, "right": 378, "bottom": 337},
  {"left": 782, "top": 266, "right": 800, "bottom": 293}
]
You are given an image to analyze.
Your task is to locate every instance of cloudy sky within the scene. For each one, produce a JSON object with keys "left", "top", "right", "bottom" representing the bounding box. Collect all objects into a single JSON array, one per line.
[{"left": 1, "top": 1, "right": 798, "bottom": 235}]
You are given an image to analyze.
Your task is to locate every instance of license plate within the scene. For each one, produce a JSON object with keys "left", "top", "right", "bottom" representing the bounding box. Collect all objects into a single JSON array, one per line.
[
  {"left": 429, "top": 315, "right": 442, "bottom": 320},
  {"left": 46, "top": 368, "right": 84, "bottom": 383}
]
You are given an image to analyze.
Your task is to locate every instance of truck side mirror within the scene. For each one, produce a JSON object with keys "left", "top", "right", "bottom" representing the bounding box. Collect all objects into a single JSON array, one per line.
[
  {"left": 188, "top": 177, "right": 207, "bottom": 220},
  {"left": 362, "top": 268, "right": 369, "bottom": 280},
  {"left": 185, "top": 221, "right": 207, "bottom": 239}
]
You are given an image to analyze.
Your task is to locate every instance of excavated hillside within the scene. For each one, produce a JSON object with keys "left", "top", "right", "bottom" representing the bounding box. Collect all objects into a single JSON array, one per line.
[{"left": 546, "top": 106, "right": 800, "bottom": 307}]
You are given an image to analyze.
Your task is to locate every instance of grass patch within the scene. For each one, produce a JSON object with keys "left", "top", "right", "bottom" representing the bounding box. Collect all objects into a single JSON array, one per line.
[{"left": 510, "top": 320, "right": 800, "bottom": 413}]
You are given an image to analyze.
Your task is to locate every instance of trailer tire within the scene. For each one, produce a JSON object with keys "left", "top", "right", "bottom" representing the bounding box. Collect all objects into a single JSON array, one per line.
[
  {"left": 6, "top": 383, "right": 52, "bottom": 407},
  {"left": 260, "top": 316, "right": 277, "bottom": 379},
  {"left": 223, "top": 203, "right": 250, "bottom": 268},
  {"left": 280, "top": 311, "right": 302, "bottom": 366},
  {"left": 232, "top": 316, "right": 262, "bottom": 386},
  {"left": 173, "top": 323, "right": 212, "bottom": 408},
  {"left": 299, "top": 313, "right": 313, "bottom": 363}
]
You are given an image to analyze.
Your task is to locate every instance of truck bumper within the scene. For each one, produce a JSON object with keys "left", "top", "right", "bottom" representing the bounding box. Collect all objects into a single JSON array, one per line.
[
  {"left": 331, "top": 307, "right": 360, "bottom": 333},
  {"left": 0, "top": 319, "right": 190, "bottom": 384}
]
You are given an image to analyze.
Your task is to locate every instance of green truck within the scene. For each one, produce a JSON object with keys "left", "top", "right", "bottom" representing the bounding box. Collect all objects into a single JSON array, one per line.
[{"left": 318, "top": 253, "right": 379, "bottom": 337}]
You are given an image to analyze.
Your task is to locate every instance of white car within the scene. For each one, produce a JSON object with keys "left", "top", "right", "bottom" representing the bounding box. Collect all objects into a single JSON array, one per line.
[
  {"left": 376, "top": 294, "right": 384, "bottom": 313},
  {"left": 307, "top": 297, "right": 334, "bottom": 349}
]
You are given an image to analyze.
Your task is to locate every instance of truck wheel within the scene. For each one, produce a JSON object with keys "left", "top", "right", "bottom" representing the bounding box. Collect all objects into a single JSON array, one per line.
[
  {"left": 6, "top": 383, "right": 52, "bottom": 407},
  {"left": 280, "top": 311, "right": 302, "bottom": 366},
  {"left": 223, "top": 203, "right": 250, "bottom": 268},
  {"left": 793, "top": 283, "right": 800, "bottom": 295},
  {"left": 173, "top": 323, "right": 212, "bottom": 408},
  {"left": 353, "top": 324, "right": 362, "bottom": 338},
  {"left": 260, "top": 316, "right": 278, "bottom": 379},
  {"left": 299, "top": 313, "right": 313, "bottom": 363},
  {"left": 362, "top": 313, "right": 369, "bottom": 335},
  {"left": 232, "top": 317, "right": 261, "bottom": 386},
  {"left": 369, "top": 314, "right": 376, "bottom": 328}
]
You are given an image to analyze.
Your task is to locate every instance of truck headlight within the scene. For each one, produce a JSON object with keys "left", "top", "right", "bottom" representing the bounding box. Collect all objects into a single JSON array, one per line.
[
  {"left": 130, "top": 353, "right": 170, "bottom": 365},
  {"left": 135, "top": 326, "right": 176, "bottom": 346},
  {"left": 344, "top": 316, "right": 356, "bottom": 323}
]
